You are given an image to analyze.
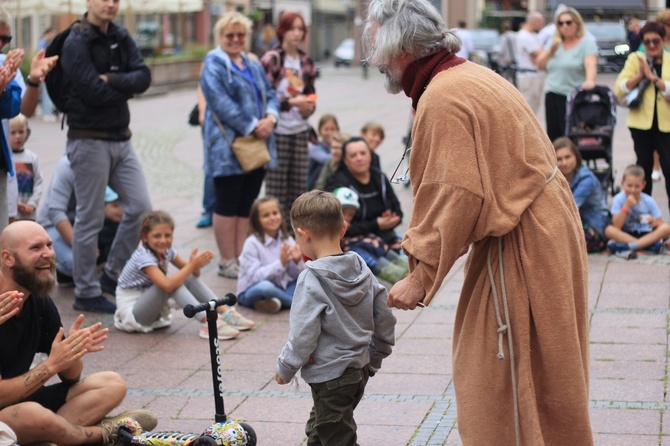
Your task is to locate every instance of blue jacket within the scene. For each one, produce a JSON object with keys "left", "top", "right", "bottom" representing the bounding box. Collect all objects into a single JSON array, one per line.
[
  {"left": 0, "top": 81, "right": 22, "bottom": 174},
  {"left": 569, "top": 165, "right": 609, "bottom": 236},
  {"left": 201, "top": 48, "right": 279, "bottom": 177}
]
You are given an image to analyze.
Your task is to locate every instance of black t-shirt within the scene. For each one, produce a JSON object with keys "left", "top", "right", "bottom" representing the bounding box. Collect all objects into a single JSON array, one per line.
[{"left": 0, "top": 295, "right": 62, "bottom": 379}]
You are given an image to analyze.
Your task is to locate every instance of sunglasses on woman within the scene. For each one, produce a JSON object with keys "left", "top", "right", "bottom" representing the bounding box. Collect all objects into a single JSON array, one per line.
[
  {"left": 643, "top": 38, "right": 662, "bottom": 47},
  {"left": 558, "top": 20, "right": 573, "bottom": 27}
]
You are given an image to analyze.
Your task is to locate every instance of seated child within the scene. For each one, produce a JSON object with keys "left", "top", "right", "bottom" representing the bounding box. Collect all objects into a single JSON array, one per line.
[
  {"left": 115, "top": 210, "right": 255, "bottom": 339},
  {"left": 313, "top": 132, "right": 348, "bottom": 191},
  {"left": 308, "top": 114, "right": 339, "bottom": 190},
  {"left": 334, "top": 187, "right": 408, "bottom": 283},
  {"left": 361, "top": 121, "right": 384, "bottom": 169},
  {"left": 605, "top": 164, "right": 670, "bottom": 255},
  {"left": 276, "top": 190, "right": 396, "bottom": 446},
  {"left": 237, "top": 196, "right": 305, "bottom": 314},
  {"left": 10, "top": 114, "right": 43, "bottom": 220}
]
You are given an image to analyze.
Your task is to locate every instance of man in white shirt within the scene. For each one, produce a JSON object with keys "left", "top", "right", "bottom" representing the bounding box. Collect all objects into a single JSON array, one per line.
[
  {"left": 455, "top": 21, "right": 474, "bottom": 60},
  {"left": 515, "top": 11, "right": 545, "bottom": 114}
]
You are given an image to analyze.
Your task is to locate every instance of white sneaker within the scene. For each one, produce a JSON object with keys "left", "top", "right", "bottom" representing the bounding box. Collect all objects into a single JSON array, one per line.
[
  {"left": 253, "top": 297, "right": 282, "bottom": 314},
  {"left": 220, "top": 307, "right": 256, "bottom": 331},
  {"left": 652, "top": 170, "right": 662, "bottom": 182},
  {"left": 199, "top": 318, "right": 239, "bottom": 340}
]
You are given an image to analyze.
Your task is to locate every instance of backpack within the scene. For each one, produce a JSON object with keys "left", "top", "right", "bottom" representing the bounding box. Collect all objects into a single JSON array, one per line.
[{"left": 44, "top": 20, "right": 80, "bottom": 113}]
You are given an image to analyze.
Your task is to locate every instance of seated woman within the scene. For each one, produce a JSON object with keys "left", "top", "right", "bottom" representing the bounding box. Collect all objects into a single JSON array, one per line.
[
  {"left": 554, "top": 137, "right": 609, "bottom": 252},
  {"left": 326, "top": 137, "right": 403, "bottom": 249}
]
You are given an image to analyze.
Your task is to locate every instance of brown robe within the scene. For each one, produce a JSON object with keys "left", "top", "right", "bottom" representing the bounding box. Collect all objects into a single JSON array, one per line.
[{"left": 400, "top": 53, "right": 593, "bottom": 445}]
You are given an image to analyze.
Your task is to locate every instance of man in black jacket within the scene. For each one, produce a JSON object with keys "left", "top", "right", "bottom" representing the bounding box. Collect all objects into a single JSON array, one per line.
[{"left": 60, "top": 0, "right": 152, "bottom": 313}]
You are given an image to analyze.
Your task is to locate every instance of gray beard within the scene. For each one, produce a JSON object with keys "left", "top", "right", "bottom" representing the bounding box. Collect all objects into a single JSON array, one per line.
[{"left": 384, "top": 72, "right": 403, "bottom": 94}]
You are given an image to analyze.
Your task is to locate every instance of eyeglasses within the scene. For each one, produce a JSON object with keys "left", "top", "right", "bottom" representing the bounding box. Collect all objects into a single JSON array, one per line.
[
  {"left": 643, "top": 38, "right": 662, "bottom": 47},
  {"left": 224, "top": 32, "right": 246, "bottom": 40},
  {"left": 558, "top": 20, "right": 573, "bottom": 26},
  {"left": 0, "top": 35, "right": 12, "bottom": 45},
  {"left": 389, "top": 133, "right": 412, "bottom": 184}
]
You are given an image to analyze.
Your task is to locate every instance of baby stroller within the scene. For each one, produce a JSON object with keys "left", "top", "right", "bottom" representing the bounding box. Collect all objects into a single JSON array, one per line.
[{"left": 565, "top": 85, "right": 618, "bottom": 196}]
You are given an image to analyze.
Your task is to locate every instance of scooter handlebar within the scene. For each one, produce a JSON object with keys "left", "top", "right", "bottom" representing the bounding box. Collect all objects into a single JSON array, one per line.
[{"left": 183, "top": 294, "right": 237, "bottom": 318}]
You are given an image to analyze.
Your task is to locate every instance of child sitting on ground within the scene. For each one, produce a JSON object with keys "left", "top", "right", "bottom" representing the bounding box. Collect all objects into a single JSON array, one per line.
[
  {"left": 313, "top": 132, "right": 348, "bottom": 191},
  {"left": 605, "top": 164, "right": 670, "bottom": 256},
  {"left": 308, "top": 114, "right": 339, "bottom": 190},
  {"left": 115, "top": 210, "right": 255, "bottom": 339},
  {"left": 360, "top": 121, "right": 384, "bottom": 169},
  {"left": 10, "top": 114, "right": 43, "bottom": 220},
  {"left": 276, "top": 190, "right": 396, "bottom": 446},
  {"left": 237, "top": 196, "right": 305, "bottom": 314},
  {"left": 334, "top": 187, "right": 408, "bottom": 283}
]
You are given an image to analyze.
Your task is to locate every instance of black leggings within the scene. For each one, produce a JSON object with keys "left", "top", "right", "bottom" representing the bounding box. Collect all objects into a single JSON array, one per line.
[
  {"left": 545, "top": 92, "right": 567, "bottom": 142},
  {"left": 629, "top": 127, "right": 670, "bottom": 211}
]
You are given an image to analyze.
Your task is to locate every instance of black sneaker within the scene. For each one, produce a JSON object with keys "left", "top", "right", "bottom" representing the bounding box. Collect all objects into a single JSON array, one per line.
[
  {"left": 56, "top": 270, "right": 74, "bottom": 287},
  {"left": 100, "top": 271, "right": 118, "bottom": 297},
  {"left": 73, "top": 296, "right": 116, "bottom": 314}
]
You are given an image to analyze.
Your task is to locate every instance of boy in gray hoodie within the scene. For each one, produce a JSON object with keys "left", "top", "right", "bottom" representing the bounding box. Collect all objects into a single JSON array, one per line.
[{"left": 276, "top": 190, "right": 396, "bottom": 446}]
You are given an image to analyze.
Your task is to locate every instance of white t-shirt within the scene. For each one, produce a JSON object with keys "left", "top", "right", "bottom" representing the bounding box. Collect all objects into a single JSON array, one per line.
[
  {"left": 515, "top": 29, "right": 542, "bottom": 77},
  {"left": 275, "top": 55, "right": 310, "bottom": 135},
  {"left": 455, "top": 29, "right": 474, "bottom": 60}
]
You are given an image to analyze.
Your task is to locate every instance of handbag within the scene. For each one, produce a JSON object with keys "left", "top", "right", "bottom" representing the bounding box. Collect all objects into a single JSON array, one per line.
[
  {"left": 188, "top": 103, "right": 200, "bottom": 126},
  {"left": 624, "top": 77, "right": 650, "bottom": 109},
  {"left": 212, "top": 113, "right": 270, "bottom": 172}
]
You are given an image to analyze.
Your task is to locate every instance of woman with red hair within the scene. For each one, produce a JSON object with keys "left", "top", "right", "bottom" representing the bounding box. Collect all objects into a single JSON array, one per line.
[{"left": 261, "top": 12, "right": 317, "bottom": 225}]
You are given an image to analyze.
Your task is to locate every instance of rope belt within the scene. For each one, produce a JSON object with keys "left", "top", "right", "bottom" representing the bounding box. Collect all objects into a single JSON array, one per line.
[{"left": 486, "top": 165, "right": 558, "bottom": 446}]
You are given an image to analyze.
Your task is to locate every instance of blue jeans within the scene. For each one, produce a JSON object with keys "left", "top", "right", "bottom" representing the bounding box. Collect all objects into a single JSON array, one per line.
[
  {"left": 41, "top": 83, "right": 55, "bottom": 116},
  {"left": 47, "top": 226, "right": 73, "bottom": 276},
  {"left": 238, "top": 280, "right": 296, "bottom": 309},
  {"left": 202, "top": 173, "right": 216, "bottom": 218}
]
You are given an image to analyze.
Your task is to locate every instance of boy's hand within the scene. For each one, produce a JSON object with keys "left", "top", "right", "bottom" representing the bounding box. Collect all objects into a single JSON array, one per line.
[
  {"left": 275, "top": 373, "right": 289, "bottom": 385},
  {"left": 648, "top": 216, "right": 661, "bottom": 228},
  {"left": 624, "top": 194, "right": 639, "bottom": 209}
]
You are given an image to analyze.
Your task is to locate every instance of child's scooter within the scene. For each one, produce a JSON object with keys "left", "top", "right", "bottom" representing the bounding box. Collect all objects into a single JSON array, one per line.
[{"left": 118, "top": 294, "right": 257, "bottom": 446}]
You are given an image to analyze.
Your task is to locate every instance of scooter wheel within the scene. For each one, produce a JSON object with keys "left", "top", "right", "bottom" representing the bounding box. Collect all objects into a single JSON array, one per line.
[
  {"left": 240, "top": 423, "right": 257, "bottom": 446},
  {"left": 191, "top": 437, "right": 218, "bottom": 446}
]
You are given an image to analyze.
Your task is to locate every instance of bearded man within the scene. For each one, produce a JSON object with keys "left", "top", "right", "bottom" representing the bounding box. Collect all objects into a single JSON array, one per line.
[
  {"left": 364, "top": 0, "right": 593, "bottom": 444},
  {"left": 0, "top": 221, "right": 157, "bottom": 445}
]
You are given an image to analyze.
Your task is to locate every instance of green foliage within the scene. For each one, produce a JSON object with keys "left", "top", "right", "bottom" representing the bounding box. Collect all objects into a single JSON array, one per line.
[
  {"left": 478, "top": 6, "right": 502, "bottom": 30},
  {"left": 247, "top": 8, "right": 263, "bottom": 23}
]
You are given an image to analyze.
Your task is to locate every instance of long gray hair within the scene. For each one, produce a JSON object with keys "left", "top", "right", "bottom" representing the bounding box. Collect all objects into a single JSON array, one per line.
[{"left": 363, "top": 0, "right": 461, "bottom": 66}]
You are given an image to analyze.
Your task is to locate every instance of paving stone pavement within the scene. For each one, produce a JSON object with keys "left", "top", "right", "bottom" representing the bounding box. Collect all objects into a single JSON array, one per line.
[{"left": 25, "top": 66, "right": 670, "bottom": 445}]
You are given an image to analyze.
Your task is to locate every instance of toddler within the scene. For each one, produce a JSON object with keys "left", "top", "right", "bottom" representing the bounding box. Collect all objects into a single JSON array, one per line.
[
  {"left": 276, "top": 190, "right": 396, "bottom": 446},
  {"left": 237, "top": 197, "right": 305, "bottom": 313},
  {"left": 334, "top": 187, "right": 408, "bottom": 283},
  {"left": 115, "top": 210, "right": 255, "bottom": 338},
  {"left": 10, "top": 114, "right": 42, "bottom": 220},
  {"left": 308, "top": 114, "right": 340, "bottom": 190},
  {"left": 605, "top": 165, "right": 670, "bottom": 256}
]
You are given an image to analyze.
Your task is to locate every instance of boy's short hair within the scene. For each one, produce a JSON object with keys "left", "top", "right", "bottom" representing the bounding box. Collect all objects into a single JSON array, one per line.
[
  {"left": 291, "top": 190, "right": 344, "bottom": 238},
  {"left": 9, "top": 113, "right": 27, "bottom": 128},
  {"left": 623, "top": 164, "right": 645, "bottom": 181},
  {"left": 360, "top": 121, "right": 385, "bottom": 140}
]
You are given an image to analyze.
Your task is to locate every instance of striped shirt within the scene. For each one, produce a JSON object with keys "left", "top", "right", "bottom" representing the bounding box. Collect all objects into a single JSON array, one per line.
[{"left": 118, "top": 245, "right": 177, "bottom": 290}]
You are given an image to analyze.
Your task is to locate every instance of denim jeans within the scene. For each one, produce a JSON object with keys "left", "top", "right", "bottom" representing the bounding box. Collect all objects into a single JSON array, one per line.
[
  {"left": 47, "top": 226, "right": 73, "bottom": 276},
  {"left": 237, "top": 279, "right": 296, "bottom": 309},
  {"left": 202, "top": 173, "right": 216, "bottom": 218}
]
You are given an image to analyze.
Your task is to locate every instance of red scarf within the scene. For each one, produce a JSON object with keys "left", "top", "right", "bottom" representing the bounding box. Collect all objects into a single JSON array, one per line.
[{"left": 401, "top": 50, "right": 466, "bottom": 110}]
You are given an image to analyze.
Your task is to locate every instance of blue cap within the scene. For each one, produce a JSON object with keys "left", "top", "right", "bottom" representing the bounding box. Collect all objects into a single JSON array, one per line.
[{"left": 105, "top": 187, "right": 119, "bottom": 203}]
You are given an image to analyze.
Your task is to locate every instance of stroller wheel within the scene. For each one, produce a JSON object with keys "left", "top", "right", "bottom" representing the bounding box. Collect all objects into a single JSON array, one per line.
[
  {"left": 192, "top": 437, "right": 218, "bottom": 446},
  {"left": 239, "top": 422, "right": 257, "bottom": 446}
]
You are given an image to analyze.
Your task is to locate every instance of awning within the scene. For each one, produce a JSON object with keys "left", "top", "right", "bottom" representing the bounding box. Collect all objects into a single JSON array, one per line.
[
  {"left": 547, "top": 0, "right": 645, "bottom": 9},
  {"left": 2, "top": 0, "right": 204, "bottom": 18}
]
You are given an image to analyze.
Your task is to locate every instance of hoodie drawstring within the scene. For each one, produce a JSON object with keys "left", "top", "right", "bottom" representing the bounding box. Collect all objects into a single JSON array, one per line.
[{"left": 485, "top": 165, "right": 558, "bottom": 446}]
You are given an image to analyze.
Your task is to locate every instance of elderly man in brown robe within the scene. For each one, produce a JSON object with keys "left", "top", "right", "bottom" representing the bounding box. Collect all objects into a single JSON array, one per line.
[{"left": 364, "top": 0, "right": 593, "bottom": 444}]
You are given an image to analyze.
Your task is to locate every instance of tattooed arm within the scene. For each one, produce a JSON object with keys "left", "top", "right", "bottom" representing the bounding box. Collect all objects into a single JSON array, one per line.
[{"left": 0, "top": 327, "right": 88, "bottom": 407}]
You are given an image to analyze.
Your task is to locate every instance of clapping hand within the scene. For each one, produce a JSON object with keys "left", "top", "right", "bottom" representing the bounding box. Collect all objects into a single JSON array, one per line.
[
  {"left": 189, "top": 248, "right": 215, "bottom": 272},
  {"left": 0, "top": 291, "right": 23, "bottom": 324},
  {"left": 377, "top": 210, "right": 401, "bottom": 230},
  {"left": 29, "top": 49, "right": 58, "bottom": 81},
  {"left": 68, "top": 314, "right": 107, "bottom": 354}
]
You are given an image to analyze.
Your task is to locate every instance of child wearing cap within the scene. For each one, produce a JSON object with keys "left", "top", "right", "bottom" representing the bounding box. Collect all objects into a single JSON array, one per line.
[{"left": 334, "top": 187, "right": 408, "bottom": 284}]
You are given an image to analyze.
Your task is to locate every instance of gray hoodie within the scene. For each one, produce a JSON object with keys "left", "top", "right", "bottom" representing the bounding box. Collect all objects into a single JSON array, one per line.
[{"left": 277, "top": 251, "right": 396, "bottom": 384}]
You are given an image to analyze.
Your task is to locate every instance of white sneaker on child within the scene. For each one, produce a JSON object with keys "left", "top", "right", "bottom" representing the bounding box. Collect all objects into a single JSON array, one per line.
[
  {"left": 652, "top": 170, "right": 662, "bottom": 182},
  {"left": 199, "top": 318, "right": 239, "bottom": 340},
  {"left": 220, "top": 307, "right": 256, "bottom": 331}
]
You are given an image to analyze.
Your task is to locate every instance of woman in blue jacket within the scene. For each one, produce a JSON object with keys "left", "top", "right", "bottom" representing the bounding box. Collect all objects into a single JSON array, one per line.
[
  {"left": 201, "top": 12, "right": 279, "bottom": 279},
  {"left": 554, "top": 137, "right": 609, "bottom": 252}
]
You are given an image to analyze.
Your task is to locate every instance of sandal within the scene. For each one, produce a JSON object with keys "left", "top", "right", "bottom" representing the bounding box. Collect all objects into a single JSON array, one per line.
[{"left": 217, "top": 259, "right": 239, "bottom": 279}]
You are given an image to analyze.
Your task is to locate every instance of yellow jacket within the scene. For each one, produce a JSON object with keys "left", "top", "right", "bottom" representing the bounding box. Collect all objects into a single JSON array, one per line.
[{"left": 615, "top": 50, "right": 670, "bottom": 132}]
